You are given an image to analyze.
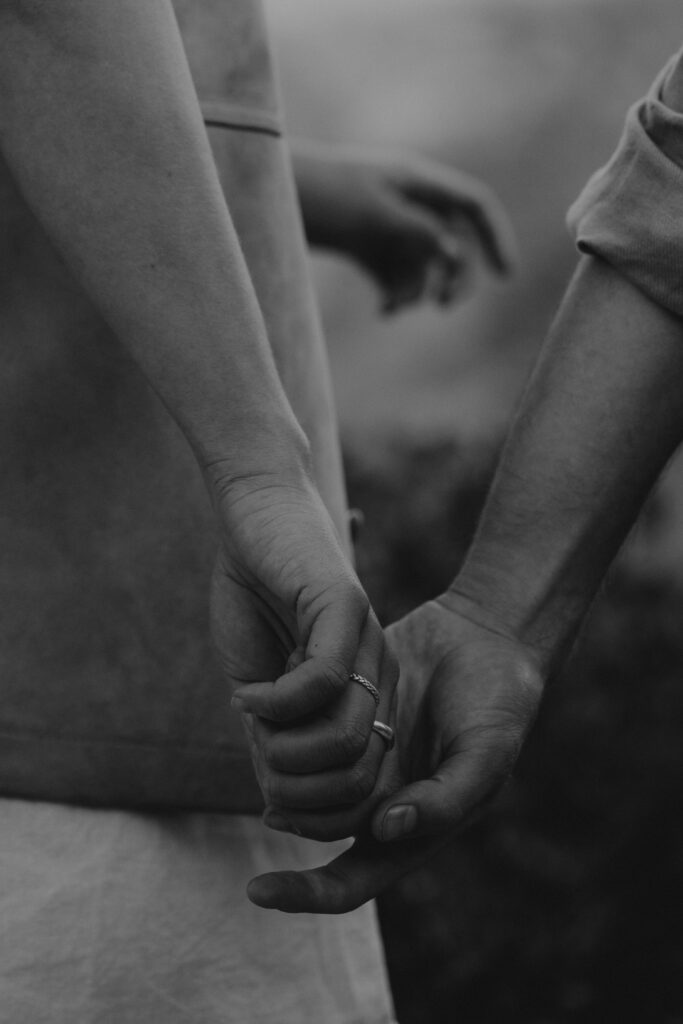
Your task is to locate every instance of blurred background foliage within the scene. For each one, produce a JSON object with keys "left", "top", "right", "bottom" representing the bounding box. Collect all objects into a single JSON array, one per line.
[
  {"left": 268, "top": 3, "right": 683, "bottom": 1021},
  {"left": 346, "top": 443, "right": 683, "bottom": 1023}
]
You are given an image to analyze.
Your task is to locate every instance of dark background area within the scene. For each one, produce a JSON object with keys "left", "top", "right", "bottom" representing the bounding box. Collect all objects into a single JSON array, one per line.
[
  {"left": 269, "top": 3, "right": 683, "bottom": 1020},
  {"left": 346, "top": 443, "right": 683, "bottom": 1024}
]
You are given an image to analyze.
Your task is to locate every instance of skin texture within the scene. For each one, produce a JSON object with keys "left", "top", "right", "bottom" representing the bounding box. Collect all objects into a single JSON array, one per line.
[{"left": 245, "top": 255, "right": 683, "bottom": 913}]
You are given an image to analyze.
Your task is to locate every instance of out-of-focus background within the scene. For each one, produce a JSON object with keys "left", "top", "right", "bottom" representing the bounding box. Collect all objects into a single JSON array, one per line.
[{"left": 267, "top": 3, "right": 683, "bottom": 1022}]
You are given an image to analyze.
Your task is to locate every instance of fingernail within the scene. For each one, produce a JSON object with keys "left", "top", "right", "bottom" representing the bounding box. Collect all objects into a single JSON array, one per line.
[
  {"left": 381, "top": 805, "right": 417, "bottom": 841},
  {"left": 263, "top": 810, "right": 302, "bottom": 837},
  {"left": 231, "top": 695, "right": 248, "bottom": 712}
]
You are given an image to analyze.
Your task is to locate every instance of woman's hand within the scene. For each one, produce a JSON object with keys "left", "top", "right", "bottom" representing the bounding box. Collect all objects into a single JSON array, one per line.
[
  {"left": 294, "top": 142, "right": 516, "bottom": 312},
  {"left": 244, "top": 593, "right": 543, "bottom": 913},
  {"left": 211, "top": 470, "right": 399, "bottom": 827}
]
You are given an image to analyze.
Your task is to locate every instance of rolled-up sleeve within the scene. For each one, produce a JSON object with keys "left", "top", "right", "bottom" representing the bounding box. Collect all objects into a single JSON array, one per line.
[{"left": 568, "top": 51, "right": 683, "bottom": 318}]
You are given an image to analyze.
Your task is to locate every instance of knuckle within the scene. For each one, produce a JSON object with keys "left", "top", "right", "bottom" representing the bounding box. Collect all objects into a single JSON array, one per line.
[
  {"left": 332, "top": 719, "right": 369, "bottom": 764},
  {"left": 320, "top": 659, "right": 350, "bottom": 700},
  {"left": 516, "top": 658, "right": 545, "bottom": 706},
  {"left": 346, "top": 763, "right": 376, "bottom": 802}
]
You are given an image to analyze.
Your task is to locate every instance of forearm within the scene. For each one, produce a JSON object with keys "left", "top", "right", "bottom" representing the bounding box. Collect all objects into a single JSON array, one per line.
[
  {"left": 452, "top": 256, "right": 683, "bottom": 670},
  {"left": 0, "top": 0, "right": 308, "bottom": 487}
]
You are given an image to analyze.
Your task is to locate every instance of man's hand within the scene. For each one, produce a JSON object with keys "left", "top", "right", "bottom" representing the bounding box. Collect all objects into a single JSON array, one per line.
[
  {"left": 211, "top": 471, "right": 398, "bottom": 827},
  {"left": 294, "top": 143, "right": 516, "bottom": 313},
  {"left": 245, "top": 593, "right": 543, "bottom": 913}
]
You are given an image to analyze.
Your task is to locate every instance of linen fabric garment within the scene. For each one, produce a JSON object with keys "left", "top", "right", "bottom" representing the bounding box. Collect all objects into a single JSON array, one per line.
[
  {"left": 0, "top": 799, "right": 396, "bottom": 1024},
  {"left": 0, "top": 0, "right": 396, "bottom": 1020},
  {"left": 568, "top": 47, "right": 683, "bottom": 316}
]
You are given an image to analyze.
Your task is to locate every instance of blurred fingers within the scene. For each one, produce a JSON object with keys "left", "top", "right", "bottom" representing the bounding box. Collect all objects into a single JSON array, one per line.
[
  {"left": 427, "top": 236, "right": 474, "bottom": 307},
  {"left": 378, "top": 200, "right": 445, "bottom": 313},
  {"left": 455, "top": 189, "right": 517, "bottom": 276},
  {"left": 400, "top": 166, "right": 517, "bottom": 277}
]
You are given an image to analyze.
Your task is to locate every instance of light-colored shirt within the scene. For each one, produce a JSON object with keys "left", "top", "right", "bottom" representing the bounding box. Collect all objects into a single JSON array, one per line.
[{"left": 0, "top": 797, "right": 396, "bottom": 1024}]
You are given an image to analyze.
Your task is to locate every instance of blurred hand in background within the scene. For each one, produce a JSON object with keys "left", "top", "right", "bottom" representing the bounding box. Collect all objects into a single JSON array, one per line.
[{"left": 294, "top": 141, "right": 517, "bottom": 313}]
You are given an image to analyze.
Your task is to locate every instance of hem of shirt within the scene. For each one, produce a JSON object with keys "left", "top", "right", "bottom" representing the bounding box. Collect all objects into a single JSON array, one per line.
[
  {"left": 567, "top": 52, "right": 683, "bottom": 318},
  {"left": 200, "top": 97, "right": 283, "bottom": 138},
  {"left": 0, "top": 728, "right": 263, "bottom": 813}
]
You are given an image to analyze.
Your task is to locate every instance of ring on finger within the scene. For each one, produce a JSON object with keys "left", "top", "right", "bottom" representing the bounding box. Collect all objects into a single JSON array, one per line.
[
  {"left": 371, "top": 720, "right": 395, "bottom": 751},
  {"left": 349, "top": 672, "right": 380, "bottom": 707}
]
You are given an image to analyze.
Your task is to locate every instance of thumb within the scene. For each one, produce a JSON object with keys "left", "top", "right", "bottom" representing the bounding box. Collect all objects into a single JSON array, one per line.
[
  {"left": 246, "top": 833, "right": 440, "bottom": 915},
  {"left": 371, "top": 743, "right": 511, "bottom": 843}
]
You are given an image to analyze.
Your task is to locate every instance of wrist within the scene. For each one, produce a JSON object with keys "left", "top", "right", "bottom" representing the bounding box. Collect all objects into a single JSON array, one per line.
[
  {"left": 202, "top": 420, "right": 314, "bottom": 510},
  {"left": 446, "top": 558, "right": 586, "bottom": 676}
]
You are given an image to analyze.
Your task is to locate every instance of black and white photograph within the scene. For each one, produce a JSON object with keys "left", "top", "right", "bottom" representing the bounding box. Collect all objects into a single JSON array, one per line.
[{"left": 1, "top": 1, "right": 682, "bottom": 1020}]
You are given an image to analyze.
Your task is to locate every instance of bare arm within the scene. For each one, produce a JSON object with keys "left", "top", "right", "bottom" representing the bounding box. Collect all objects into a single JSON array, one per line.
[
  {"left": 0, "top": 0, "right": 397, "bottom": 765},
  {"left": 244, "top": 49, "right": 683, "bottom": 910},
  {"left": 246, "top": 255, "right": 683, "bottom": 913},
  {"left": 454, "top": 254, "right": 683, "bottom": 665},
  {"left": 0, "top": 0, "right": 303, "bottom": 478}
]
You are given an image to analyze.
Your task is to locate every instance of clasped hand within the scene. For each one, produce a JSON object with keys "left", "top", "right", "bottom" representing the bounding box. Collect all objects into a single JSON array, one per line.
[
  {"left": 234, "top": 591, "right": 544, "bottom": 915},
  {"left": 209, "top": 466, "right": 400, "bottom": 825}
]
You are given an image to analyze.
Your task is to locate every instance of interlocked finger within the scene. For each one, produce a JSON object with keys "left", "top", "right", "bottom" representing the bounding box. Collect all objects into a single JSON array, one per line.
[
  {"left": 255, "top": 621, "right": 396, "bottom": 775},
  {"left": 259, "top": 747, "right": 382, "bottom": 810},
  {"left": 262, "top": 720, "right": 400, "bottom": 842},
  {"left": 264, "top": 801, "right": 375, "bottom": 843}
]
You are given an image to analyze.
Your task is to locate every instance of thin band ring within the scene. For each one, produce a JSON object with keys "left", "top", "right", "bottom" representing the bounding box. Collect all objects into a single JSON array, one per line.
[
  {"left": 371, "top": 720, "right": 395, "bottom": 751},
  {"left": 349, "top": 672, "right": 380, "bottom": 707}
]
